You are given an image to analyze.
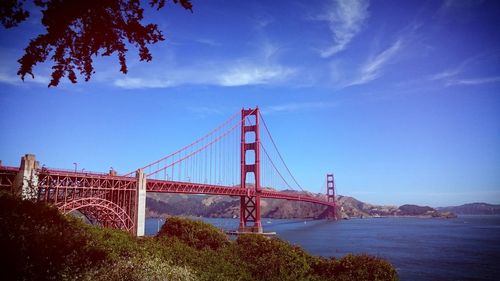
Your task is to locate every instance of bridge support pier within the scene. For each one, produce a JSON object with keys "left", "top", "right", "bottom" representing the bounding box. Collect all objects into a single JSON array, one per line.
[
  {"left": 239, "top": 107, "right": 263, "bottom": 233},
  {"left": 13, "top": 154, "right": 39, "bottom": 200},
  {"left": 135, "top": 169, "right": 146, "bottom": 236},
  {"left": 239, "top": 194, "right": 262, "bottom": 233}
]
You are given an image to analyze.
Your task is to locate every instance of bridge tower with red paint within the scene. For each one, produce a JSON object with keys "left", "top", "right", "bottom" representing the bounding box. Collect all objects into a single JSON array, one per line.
[
  {"left": 239, "top": 107, "right": 263, "bottom": 233},
  {"left": 327, "top": 173, "right": 336, "bottom": 220}
]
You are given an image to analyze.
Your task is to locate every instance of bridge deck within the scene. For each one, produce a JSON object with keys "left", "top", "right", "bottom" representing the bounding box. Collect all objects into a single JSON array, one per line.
[
  {"left": 0, "top": 167, "right": 334, "bottom": 208},
  {"left": 147, "top": 179, "right": 335, "bottom": 207}
]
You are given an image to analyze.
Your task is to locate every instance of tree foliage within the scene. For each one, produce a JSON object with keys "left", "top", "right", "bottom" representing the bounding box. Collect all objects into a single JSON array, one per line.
[
  {"left": 0, "top": 191, "right": 106, "bottom": 280},
  {"left": 157, "top": 216, "right": 230, "bottom": 250},
  {"left": 0, "top": 192, "right": 398, "bottom": 281},
  {"left": 234, "top": 234, "right": 315, "bottom": 281},
  {"left": 309, "top": 254, "right": 399, "bottom": 281},
  {"left": 0, "top": 0, "right": 193, "bottom": 87},
  {"left": 0, "top": 191, "right": 197, "bottom": 280}
]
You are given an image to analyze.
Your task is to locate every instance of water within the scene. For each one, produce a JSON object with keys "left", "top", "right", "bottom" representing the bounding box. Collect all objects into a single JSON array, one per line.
[{"left": 145, "top": 216, "right": 500, "bottom": 281}]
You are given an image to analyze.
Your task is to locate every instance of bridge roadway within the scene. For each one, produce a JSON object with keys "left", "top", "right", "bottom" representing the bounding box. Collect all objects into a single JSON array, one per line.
[
  {"left": 147, "top": 179, "right": 334, "bottom": 207},
  {"left": 0, "top": 166, "right": 335, "bottom": 208}
]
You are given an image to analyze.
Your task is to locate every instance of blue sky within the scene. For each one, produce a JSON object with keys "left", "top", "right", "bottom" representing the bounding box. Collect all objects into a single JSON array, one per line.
[{"left": 0, "top": 0, "right": 499, "bottom": 207}]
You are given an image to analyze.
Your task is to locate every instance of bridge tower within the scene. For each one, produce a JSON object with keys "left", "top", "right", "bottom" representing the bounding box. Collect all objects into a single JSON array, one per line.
[
  {"left": 13, "top": 154, "right": 39, "bottom": 200},
  {"left": 239, "top": 107, "right": 262, "bottom": 233},
  {"left": 326, "top": 173, "right": 336, "bottom": 220}
]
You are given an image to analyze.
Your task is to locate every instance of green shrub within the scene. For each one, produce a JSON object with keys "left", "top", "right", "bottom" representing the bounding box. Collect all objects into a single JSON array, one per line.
[
  {"left": 234, "top": 234, "right": 315, "bottom": 281},
  {"left": 149, "top": 237, "right": 252, "bottom": 281},
  {"left": 80, "top": 254, "right": 197, "bottom": 281},
  {"left": 0, "top": 192, "right": 398, "bottom": 281},
  {"left": 84, "top": 224, "right": 140, "bottom": 260},
  {"left": 0, "top": 191, "right": 106, "bottom": 280},
  {"left": 311, "top": 254, "right": 399, "bottom": 281},
  {"left": 156, "top": 216, "right": 229, "bottom": 250}
]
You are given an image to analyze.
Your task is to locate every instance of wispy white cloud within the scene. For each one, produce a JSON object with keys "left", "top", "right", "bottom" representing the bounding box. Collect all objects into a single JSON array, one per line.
[
  {"left": 0, "top": 46, "right": 91, "bottom": 88},
  {"left": 446, "top": 76, "right": 500, "bottom": 86},
  {"left": 430, "top": 68, "right": 461, "bottom": 81},
  {"left": 194, "top": 38, "right": 221, "bottom": 47},
  {"left": 0, "top": 71, "right": 50, "bottom": 86},
  {"left": 263, "top": 101, "right": 337, "bottom": 114},
  {"left": 430, "top": 58, "right": 470, "bottom": 81},
  {"left": 255, "top": 16, "right": 274, "bottom": 29},
  {"left": 261, "top": 42, "right": 280, "bottom": 61},
  {"left": 345, "top": 39, "right": 402, "bottom": 86},
  {"left": 0, "top": 47, "right": 52, "bottom": 86},
  {"left": 217, "top": 65, "right": 294, "bottom": 87},
  {"left": 430, "top": 57, "right": 500, "bottom": 87},
  {"left": 0, "top": 73, "right": 20, "bottom": 85},
  {"left": 114, "top": 63, "right": 295, "bottom": 89},
  {"left": 114, "top": 42, "right": 295, "bottom": 89},
  {"left": 319, "top": 0, "right": 370, "bottom": 58},
  {"left": 113, "top": 77, "right": 175, "bottom": 89}
]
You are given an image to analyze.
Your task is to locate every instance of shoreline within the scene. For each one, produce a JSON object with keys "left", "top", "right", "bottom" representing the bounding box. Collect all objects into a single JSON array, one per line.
[{"left": 145, "top": 214, "right": 463, "bottom": 221}]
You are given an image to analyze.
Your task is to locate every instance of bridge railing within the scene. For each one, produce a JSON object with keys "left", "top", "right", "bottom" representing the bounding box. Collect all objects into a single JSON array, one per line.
[
  {"left": 39, "top": 166, "right": 137, "bottom": 179},
  {"left": 0, "top": 165, "right": 20, "bottom": 172},
  {"left": 42, "top": 166, "right": 109, "bottom": 175}
]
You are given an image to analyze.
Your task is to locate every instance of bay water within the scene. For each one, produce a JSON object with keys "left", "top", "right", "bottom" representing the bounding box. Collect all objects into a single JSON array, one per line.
[{"left": 146, "top": 215, "right": 500, "bottom": 281}]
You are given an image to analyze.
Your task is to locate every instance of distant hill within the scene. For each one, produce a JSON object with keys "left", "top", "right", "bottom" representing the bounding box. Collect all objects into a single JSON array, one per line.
[
  {"left": 146, "top": 191, "right": 329, "bottom": 219},
  {"left": 437, "top": 203, "right": 500, "bottom": 215},
  {"left": 146, "top": 192, "right": 455, "bottom": 219}
]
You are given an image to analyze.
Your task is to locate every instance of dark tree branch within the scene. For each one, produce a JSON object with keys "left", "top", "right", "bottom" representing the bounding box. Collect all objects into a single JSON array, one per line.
[
  {"left": 0, "top": 0, "right": 192, "bottom": 87},
  {"left": 0, "top": 0, "right": 29, "bottom": 28}
]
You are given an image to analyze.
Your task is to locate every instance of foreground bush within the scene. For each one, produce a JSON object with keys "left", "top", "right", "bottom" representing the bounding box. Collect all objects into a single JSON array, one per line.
[
  {"left": 0, "top": 192, "right": 197, "bottom": 281},
  {"left": 157, "top": 216, "right": 229, "bottom": 250},
  {"left": 0, "top": 192, "right": 398, "bottom": 281},
  {"left": 0, "top": 192, "right": 105, "bottom": 280},
  {"left": 81, "top": 255, "right": 196, "bottom": 281},
  {"left": 234, "top": 234, "right": 314, "bottom": 281},
  {"left": 148, "top": 237, "right": 251, "bottom": 281},
  {"left": 310, "top": 254, "right": 399, "bottom": 281}
]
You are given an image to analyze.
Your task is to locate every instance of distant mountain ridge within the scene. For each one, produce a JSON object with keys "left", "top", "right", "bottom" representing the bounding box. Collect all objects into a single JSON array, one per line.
[
  {"left": 146, "top": 191, "right": 456, "bottom": 219},
  {"left": 437, "top": 203, "right": 500, "bottom": 215}
]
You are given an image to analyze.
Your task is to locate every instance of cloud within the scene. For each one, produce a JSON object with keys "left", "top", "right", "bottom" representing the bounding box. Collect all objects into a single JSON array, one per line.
[
  {"left": 446, "top": 76, "right": 500, "bottom": 86},
  {"left": 430, "top": 68, "right": 461, "bottom": 81},
  {"left": 345, "top": 39, "right": 402, "bottom": 86},
  {"left": 0, "top": 73, "right": 20, "bottom": 85},
  {"left": 217, "top": 65, "right": 294, "bottom": 87},
  {"left": 430, "top": 58, "right": 470, "bottom": 81},
  {"left": 262, "top": 42, "right": 280, "bottom": 61},
  {"left": 194, "top": 38, "right": 221, "bottom": 47},
  {"left": 0, "top": 71, "right": 50, "bottom": 86},
  {"left": 113, "top": 42, "right": 295, "bottom": 89},
  {"left": 319, "top": 0, "right": 370, "bottom": 58},
  {"left": 113, "top": 77, "right": 175, "bottom": 89},
  {"left": 255, "top": 16, "right": 274, "bottom": 29},
  {"left": 263, "top": 101, "right": 337, "bottom": 114},
  {"left": 430, "top": 57, "right": 500, "bottom": 86},
  {"left": 0, "top": 48, "right": 52, "bottom": 86},
  {"left": 114, "top": 63, "right": 295, "bottom": 89}
]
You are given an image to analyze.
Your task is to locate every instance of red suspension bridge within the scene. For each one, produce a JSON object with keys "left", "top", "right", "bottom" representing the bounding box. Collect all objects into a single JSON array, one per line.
[{"left": 0, "top": 107, "right": 336, "bottom": 235}]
